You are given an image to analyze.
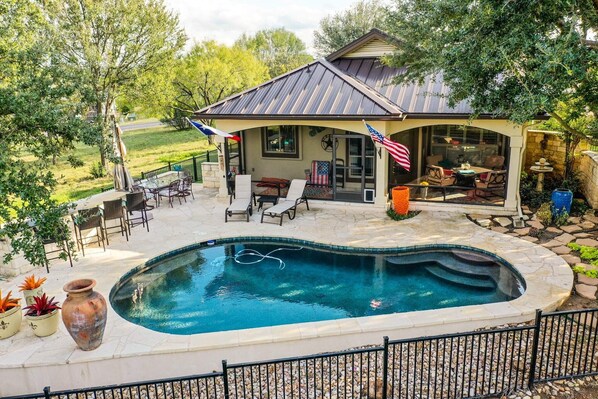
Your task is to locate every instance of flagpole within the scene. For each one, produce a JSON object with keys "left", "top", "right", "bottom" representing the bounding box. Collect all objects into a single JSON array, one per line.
[{"left": 363, "top": 119, "right": 382, "bottom": 159}]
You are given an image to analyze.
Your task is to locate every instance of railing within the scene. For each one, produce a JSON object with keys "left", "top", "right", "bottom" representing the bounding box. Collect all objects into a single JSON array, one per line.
[
  {"left": 8, "top": 308, "right": 598, "bottom": 399},
  {"left": 141, "top": 150, "right": 218, "bottom": 182}
]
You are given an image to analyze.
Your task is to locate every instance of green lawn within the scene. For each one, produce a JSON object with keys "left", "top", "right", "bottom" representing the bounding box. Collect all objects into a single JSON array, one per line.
[{"left": 51, "top": 126, "right": 210, "bottom": 203}]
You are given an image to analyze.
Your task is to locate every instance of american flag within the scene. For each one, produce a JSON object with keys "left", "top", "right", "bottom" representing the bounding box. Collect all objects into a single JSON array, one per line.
[
  {"left": 364, "top": 122, "right": 411, "bottom": 172},
  {"left": 311, "top": 161, "right": 330, "bottom": 185}
]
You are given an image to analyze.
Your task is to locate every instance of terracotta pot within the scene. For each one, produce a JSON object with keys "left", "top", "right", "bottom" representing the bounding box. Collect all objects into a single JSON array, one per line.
[
  {"left": 22, "top": 287, "right": 44, "bottom": 307},
  {"left": 0, "top": 306, "right": 22, "bottom": 339},
  {"left": 62, "top": 279, "right": 107, "bottom": 351},
  {"left": 26, "top": 309, "right": 60, "bottom": 337},
  {"left": 392, "top": 186, "right": 410, "bottom": 215}
]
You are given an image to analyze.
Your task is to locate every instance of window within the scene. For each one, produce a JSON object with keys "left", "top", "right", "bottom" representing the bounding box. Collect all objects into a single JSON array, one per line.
[
  {"left": 346, "top": 137, "right": 375, "bottom": 181},
  {"left": 261, "top": 126, "right": 299, "bottom": 158}
]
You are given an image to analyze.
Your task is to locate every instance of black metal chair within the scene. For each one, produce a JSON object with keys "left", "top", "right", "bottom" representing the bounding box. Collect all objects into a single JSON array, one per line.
[
  {"left": 102, "top": 199, "right": 129, "bottom": 244},
  {"left": 177, "top": 176, "right": 195, "bottom": 202},
  {"left": 34, "top": 225, "right": 74, "bottom": 273},
  {"left": 158, "top": 179, "right": 181, "bottom": 207},
  {"left": 126, "top": 191, "right": 150, "bottom": 233},
  {"left": 71, "top": 207, "right": 106, "bottom": 256}
]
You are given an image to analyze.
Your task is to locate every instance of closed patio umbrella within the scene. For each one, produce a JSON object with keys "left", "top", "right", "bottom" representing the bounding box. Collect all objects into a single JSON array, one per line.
[{"left": 113, "top": 123, "right": 134, "bottom": 191}]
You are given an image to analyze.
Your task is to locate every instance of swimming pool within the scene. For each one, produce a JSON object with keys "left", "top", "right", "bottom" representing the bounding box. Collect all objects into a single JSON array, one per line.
[{"left": 110, "top": 238, "right": 525, "bottom": 335}]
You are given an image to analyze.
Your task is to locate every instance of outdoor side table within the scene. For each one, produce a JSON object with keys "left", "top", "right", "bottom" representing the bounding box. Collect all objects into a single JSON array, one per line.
[{"left": 257, "top": 195, "right": 278, "bottom": 211}]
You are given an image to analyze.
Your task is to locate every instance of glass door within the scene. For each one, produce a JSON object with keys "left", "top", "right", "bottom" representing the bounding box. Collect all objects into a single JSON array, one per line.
[{"left": 332, "top": 133, "right": 372, "bottom": 202}]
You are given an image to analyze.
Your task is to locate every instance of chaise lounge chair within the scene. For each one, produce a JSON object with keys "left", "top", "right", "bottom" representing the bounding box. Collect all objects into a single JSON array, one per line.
[
  {"left": 225, "top": 174, "right": 253, "bottom": 222},
  {"left": 261, "top": 179, "right": 309, "bottom": 226}
]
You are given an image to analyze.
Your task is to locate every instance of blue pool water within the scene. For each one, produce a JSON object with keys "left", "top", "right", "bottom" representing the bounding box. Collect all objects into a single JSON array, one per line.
[{"left": 110, "top": 240, "right": 525, "bottom": 335}]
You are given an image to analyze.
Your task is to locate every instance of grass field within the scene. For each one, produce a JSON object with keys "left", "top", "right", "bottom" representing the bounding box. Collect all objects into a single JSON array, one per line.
[{"left": 51, "top": 125, "right": 210, "bottom": 203}]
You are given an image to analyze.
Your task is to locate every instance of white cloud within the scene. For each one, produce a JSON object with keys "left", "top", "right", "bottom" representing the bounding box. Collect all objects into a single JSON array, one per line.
[{"left": 164, "top": 0, "right": 350, "bottom": 54}]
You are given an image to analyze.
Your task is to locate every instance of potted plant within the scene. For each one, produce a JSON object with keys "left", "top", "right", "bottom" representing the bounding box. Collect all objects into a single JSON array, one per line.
[
  {"left": 18, "top": 274, "right": 47, "bottom": 307},
  {"left": 24, "top": 294, "right": 61, "bottom": 337},
  {"left": 0, "top": 290, "right": 22, "bottom": 339}
]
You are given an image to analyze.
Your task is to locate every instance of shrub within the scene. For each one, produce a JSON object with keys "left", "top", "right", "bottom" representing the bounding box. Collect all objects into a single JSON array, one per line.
[
  {"left": 536, "top": 202, "right": 553, "bottom": 225},
  {"left": 572, "top": 265, "right": 598, "bottom": 279},
  {"left": 553, "top": 210, "right": 569, "bottom": 227},
  {"left": 89, "top": 161, "right": 106, "bottom": 178},
  {"left": 567, "top": 243, "right": 598, "bottom": 265},
  {"left": 386, "top": 209, "right": 420, "bottom": 221}
]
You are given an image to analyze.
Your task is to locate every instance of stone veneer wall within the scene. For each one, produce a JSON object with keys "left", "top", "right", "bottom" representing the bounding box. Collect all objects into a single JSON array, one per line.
[
  {"left": 579, "top": 151, "right": 598, "bottom": 209},
  {"left": 200, "top": 162, "right": 220, "bottom": 189},
  {"left": 524, "top": 131, "right": 590, "bottom": 177},
  {"left": 0, "top": 239, "right": 33, "bottom": 277}
]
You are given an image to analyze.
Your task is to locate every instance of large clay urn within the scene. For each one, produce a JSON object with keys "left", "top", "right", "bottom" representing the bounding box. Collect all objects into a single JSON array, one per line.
[{"left": 62, "top": 279, "right": 107, "bottom": 351}]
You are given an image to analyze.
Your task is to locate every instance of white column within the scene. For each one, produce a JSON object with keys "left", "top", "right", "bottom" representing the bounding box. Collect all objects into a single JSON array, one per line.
[
  {"left": 215, "top": 136, "right": 229, "bottom": 198},
  {"left": 505, "top": 135, "right": 523, "bottom": 210}
]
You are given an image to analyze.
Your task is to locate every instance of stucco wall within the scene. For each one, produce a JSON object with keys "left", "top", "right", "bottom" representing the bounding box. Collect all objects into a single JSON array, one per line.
[
  {"left": 579, "top": 151, "right": 598, "bottom": 209},
  {"left": 524, "top": 131, "right": 590, "bottom": 177}
]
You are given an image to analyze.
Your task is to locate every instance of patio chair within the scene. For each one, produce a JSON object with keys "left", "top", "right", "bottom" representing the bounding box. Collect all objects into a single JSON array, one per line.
[
  {"left": 261, "top": 179, "right": 309, "bottom": 226},
  {"left": 178, "top": 176, "right": 195, "bottom": 202},
  {"left": 72, "top": 206, "right": 106, "bottom": 256},
  {"left": 426, "top": 165, "right": 455, "bottom": 186},
  {"left": 102, "top": 199, "right": 129, "bottom": 244},
  {"left": 225, "top": 174, "right": 253, "bottom": 222},
  {"left": 158, "top": 179, "right": 181, "bottom": 207},
  {"left": 125, "top": 191, "right": 150, "bottom": 233},
  {"left": 475, "top": 170, "right": 507, "bottom": 198},
  {"left": 34, "top": 225, "right": 74, "bottom": 273}
]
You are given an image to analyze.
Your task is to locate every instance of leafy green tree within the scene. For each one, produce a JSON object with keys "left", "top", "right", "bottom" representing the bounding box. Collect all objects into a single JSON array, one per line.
[
  {"left": 385, "top": 0, "right": 598, "bottom": 146},
  {"left": 313, "top": 0, "right": 389, "bottom": 57},
  {"left": 47, "top": 0, "right": 186, "bottom": 167},
  {"left": 0, "top": 0, "right": 96, "bottom": 268},
  {"left": 164, "top": 41, "right": 269, "bottom": 127},
  {"left": 235, "top": 28, "right": 313, "bottom": 77}
]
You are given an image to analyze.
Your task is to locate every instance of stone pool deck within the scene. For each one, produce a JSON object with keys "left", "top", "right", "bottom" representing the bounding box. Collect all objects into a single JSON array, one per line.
[{"left": 0, "top": 187, "right": 573, "bottom": 396}]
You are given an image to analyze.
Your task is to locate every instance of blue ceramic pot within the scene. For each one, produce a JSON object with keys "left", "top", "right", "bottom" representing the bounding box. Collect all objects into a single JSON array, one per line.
[{"left": 551, "top": 188, "right": 573, "bottom": 216}]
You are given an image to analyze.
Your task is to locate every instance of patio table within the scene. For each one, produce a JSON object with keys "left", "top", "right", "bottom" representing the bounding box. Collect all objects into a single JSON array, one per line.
[{"left": 74, "top": 190, "right": 128, "bottom": 211}]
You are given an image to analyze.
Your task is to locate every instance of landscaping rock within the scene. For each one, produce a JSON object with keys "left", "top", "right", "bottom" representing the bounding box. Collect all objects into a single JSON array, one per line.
[
  {"left": 575, "top": 238, "right": 598, "bottom": 247},
  {"left": 568, "top": 217, "right": 581, "bottom": 224},
  {"left": 552, "top": 246, "right": 572, "bottom": 255},
  {"left": 555, "top": 233, "right": 575, "bottom": 244},
  {"left": 575, "top": 284, "right": 597, "bottom": 299},
  {"left": 521, "top": 215, "right": 530, "bottom": 221},
  {"left": 578, "top": 273, "right": 598, "bottom": 286},
  {"left": 494, "top": 217, "right": 512, "bottom": 227},
  {"left": 513, "top": 227, "right": 530, "bottom": 235},
  {"left": 580, "top": 221, "right": 595, "bottom": 230},
  {"left": 546, "top": 227, "right": 562, "bottom": 234},
  {"left": 542, "top": 240, "right": 564, "bottom": 248},
  {"left": 583, "top": 214, "right": 598, "bottom": 224},
  {"left": 521, "top": 236, "right": 539, "bottom": 243},
  {"left": 477, "top": 219, "right": 492, "bottom": 228},
  {"left": 527, "top": 220, "right": 544, "bottom": 229},
  {"left": 574, "top": 233, "right": 592, "bottom": 238},
  {"left": 521, "top": 205, "right": 532, "bottom": 214},
  {"left": 561, "top": 224, "right": 583, "bottom": 233},
  {"left": 491, "top": 226, "right": 508, "bottom": 233},
  {"left": 560, "top": 255, "right": 581, "bottom": 265}
]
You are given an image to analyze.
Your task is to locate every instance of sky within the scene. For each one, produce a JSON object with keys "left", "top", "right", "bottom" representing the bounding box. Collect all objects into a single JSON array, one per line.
[{"left": 163, "top": 0, "right": 353, "bottom": 54}]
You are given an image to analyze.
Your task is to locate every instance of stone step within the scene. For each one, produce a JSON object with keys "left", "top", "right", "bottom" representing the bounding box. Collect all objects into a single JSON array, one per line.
[
  {"left": 424, "top": 265, "right": 496, "bottom": 290},
  {"left": 451, "top": 250, "right": 498, "bottom": 265}
]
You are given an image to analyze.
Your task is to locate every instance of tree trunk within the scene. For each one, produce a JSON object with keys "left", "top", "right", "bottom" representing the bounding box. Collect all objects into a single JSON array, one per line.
[{"left": 563, "top": 132, "right": 580, "bottom": 181}]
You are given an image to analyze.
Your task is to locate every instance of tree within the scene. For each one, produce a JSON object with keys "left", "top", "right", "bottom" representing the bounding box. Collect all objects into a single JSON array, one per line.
[
  {"left": 47, "top": 0, "right": 186, "bottom": 168},
  {"left": 384, "top": 0, "right": 598, "bottom": 149},
  {"left": 235, "top": 28, "right": 313, "bottom": 77},
  {"left": 164, "top": 41, "right": 269, "bottom": 127},
  {"left": 313, "top": 0, "right": 389, "bottom": 57},
  {"left": 0, "top": 0, "right": 96, "bottom": 268}
]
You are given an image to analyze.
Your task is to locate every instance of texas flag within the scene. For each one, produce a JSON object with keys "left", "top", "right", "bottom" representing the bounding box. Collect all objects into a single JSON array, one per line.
[{"left": 186, "top": 118, "right": 241, "bottom": 142}]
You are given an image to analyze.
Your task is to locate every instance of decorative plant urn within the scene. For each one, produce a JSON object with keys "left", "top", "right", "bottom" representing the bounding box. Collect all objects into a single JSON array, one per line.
[
  {"left": 0, "top": 306, "right": 22, "bottom": 339},
  {"left": 26, "top": 309, "right": 60, "bottom": 337},
  {"left": 22, "top": 287, "right": 44, "bottom": 307},
  {"left": 392, "top": 186, "right": 410, "bottom": 215},
  {"left": 62, "top": 279, "right": 107, "bottom": 351},
  {"left": 551, "top": 188, "right": 573, "bottom": 216}
]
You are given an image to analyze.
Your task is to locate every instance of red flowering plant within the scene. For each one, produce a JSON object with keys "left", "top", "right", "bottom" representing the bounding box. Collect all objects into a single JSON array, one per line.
[{"left": 23, "top": 293, "right": 61, "bottom": 317}]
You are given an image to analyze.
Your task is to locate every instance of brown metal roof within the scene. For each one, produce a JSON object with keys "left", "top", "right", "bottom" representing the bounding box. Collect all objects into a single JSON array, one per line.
[
  {"left": 196, "top": 60, "right": 404, "bottom": 119},
  {"left": 331, "top": 58, "right": 474, "bottom": 115}
]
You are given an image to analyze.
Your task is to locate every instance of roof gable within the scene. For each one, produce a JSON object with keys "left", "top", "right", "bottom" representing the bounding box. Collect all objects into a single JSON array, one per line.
[{"left": 326, "top": 29, "right": 399, "bottom": 62}]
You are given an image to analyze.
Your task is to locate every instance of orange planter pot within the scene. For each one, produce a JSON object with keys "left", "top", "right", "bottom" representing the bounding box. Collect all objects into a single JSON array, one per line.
[{"left": 392, "top": 186, "right": 410, "bottom": 215}]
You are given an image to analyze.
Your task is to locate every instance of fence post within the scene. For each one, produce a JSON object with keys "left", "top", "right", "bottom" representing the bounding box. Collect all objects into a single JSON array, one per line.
[
  {"left": 168, "top": 162, "right": 172, "bottom": 171},
  {"left": 207, "top": 150, "right": 211, "bottom": 163},
  {"left": 382, "top": 336, "right": 389, "bottom": 399},
  {"left": 192, "top": 155, "right": 198, "bottom": 181},
  {"left": 43, "top": 386, "right": 51, "bottom": 399},
  {"left": 222, "top": 359, "right": 230, "bottom": 399},
  {"left": 528, "top": 309, "right": 543, "bottom": 388},
  {"left": 141, "top": 172, "right": 145, "bottom": 179}
]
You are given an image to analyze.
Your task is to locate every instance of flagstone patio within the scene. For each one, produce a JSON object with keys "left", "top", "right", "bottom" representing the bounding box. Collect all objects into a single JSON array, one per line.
[{"left": 0, "top": 186, "right": 573, "bottom": 396}]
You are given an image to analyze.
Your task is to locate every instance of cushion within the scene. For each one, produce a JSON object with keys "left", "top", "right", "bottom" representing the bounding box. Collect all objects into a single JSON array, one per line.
[{"left": 256, "top": 177, "right": 290, "bottom": 188}]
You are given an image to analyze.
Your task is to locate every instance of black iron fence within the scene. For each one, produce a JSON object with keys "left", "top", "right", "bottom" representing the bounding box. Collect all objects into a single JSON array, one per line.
[
  {"left": 9, "top": 308, "right": 598, "bottom": 399},
  {"left": 141, "top": 150, "right": 218, "bottom": 182}
]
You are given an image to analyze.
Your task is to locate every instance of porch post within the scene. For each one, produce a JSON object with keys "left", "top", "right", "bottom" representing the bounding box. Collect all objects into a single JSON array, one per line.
[
  {"left": 374, "top": 122, "right": 390, "bottom": 207},
  {"left": 215, "top": 135, "right": 230, "bottom": 198},
  {"left": 505, "top": 135, "right": 523, "bottom": 210}
]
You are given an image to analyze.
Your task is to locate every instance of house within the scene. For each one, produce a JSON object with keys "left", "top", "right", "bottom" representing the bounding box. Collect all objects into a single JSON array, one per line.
[{"left": 194, "top": 30, "right": 527, "bottom": 215}]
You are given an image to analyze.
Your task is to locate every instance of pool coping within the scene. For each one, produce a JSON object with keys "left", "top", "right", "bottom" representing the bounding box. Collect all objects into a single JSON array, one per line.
[{"left": 0, "top": 206, "right": 573, "bottom": 396}]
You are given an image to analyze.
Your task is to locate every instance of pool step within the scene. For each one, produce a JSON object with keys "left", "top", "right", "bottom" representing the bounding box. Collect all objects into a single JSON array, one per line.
[
  {"left": 451, "top": 250, "right": 497, "bottom": 265},
  {"left": 424, "top": 265, "right": 496, "bottom": 290}
]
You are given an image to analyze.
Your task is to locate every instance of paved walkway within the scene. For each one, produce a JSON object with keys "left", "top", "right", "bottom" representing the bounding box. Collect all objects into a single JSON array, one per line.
[{"left": 0, "top": 187, "right": 573, "bottom": 396}]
